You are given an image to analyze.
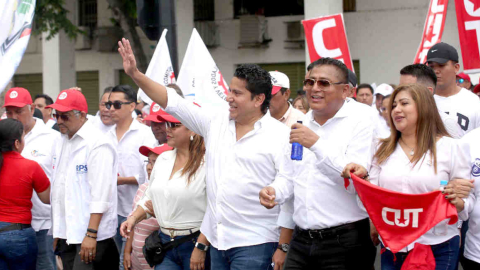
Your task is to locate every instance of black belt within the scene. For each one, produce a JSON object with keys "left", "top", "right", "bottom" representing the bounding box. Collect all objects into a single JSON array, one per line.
[
  {"left": 0, "top": 223, "right": 31, "bottom": 233},
  {"left": 296, "top": 218, "right": 369, "bottom": 240}
]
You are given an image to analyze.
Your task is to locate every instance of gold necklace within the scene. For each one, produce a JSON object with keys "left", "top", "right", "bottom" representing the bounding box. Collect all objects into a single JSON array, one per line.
[{"left": 400, "top": 137, "right": 415, "bottom": 156}]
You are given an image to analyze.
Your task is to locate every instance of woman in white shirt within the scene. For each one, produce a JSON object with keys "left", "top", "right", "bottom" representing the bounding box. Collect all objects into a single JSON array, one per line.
[
  {"left": 120, "top": 113, "right": 209, "bottom": 270},
  {"left": 343, "top": 84, "right": 471, "bottom": 270}
]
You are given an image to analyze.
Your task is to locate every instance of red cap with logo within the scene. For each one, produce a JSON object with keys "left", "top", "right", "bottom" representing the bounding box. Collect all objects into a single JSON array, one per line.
[
  {"left": 456, "top": 72, "right": 471, "bottom": 82},
  {"left": 139, "top": 144, "right": 173, "bottom": 157},
  {"left": 3, "top": 87, "right": 33, "bottom": 108},
  {"left": 47, "top": 89, "right": 88, "bottom": 113},
  {"left": 144, "top": 102, "right": 168, "bottom": 123}
]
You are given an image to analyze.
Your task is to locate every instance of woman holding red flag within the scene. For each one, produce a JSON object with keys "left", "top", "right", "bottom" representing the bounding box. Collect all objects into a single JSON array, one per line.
[{"left": 342, "top": 84, "right": 473, "bottom": 270}]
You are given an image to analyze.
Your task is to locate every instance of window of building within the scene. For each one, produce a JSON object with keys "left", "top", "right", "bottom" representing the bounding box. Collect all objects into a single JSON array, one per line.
[
  {"left": 353, "top": 59, "right": 360, "bottom": 84},
  {"left": 234, "top": 0, "right": 304, "bottom": 18},
  {"left": 194, "top": 0, "right": 215, "bottom": 21},
  {"left": 254, "top": 62, "right": 306, "bottom": 99},
  {"left": 343, "top": 0, "right": 356, "bottom": 12},
  {"left": 78, "top": 0, "right": 97, "bottom": 28},
  {"left": 13, "top": 74, "right": 43, "bottom": 99}
]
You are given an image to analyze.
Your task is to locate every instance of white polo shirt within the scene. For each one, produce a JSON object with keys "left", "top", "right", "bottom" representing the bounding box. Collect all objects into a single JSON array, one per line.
[
  {"left": 21, "top": 119, "right": 60, "bottom": 231},
  {"left": 108, "top": 119, "right": 156, "bottom": 217}
]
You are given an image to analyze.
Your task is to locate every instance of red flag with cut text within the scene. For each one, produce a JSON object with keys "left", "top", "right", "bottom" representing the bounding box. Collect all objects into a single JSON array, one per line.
[
  {"left": 348, "top": 174, "right": 458, "bottom": 253},
  {"left": 302, "top": 13, "right": 354, "bottom": 72},
  {"left": 413, "top": 0, "right": 449, "bottom": 64},
  {"left": 455, "top": 0, "right": 480, "bottom": 72}
]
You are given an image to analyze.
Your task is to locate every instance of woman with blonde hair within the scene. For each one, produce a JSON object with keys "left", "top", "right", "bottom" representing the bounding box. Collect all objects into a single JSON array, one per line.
[
  {"left": 292, "top": 95, "right": 309, "bottom": 114},
  {"left": 342, "top": 84, "right": 472, "bottom": 270}
]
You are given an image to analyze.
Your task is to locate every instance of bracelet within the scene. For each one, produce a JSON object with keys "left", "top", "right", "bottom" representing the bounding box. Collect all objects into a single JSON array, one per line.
[
  {"left": 85, "top": 233, "right": 97, "bottom": 239},
  {"left": 87, "top": 228, "right": 98, "bottom": 234}
]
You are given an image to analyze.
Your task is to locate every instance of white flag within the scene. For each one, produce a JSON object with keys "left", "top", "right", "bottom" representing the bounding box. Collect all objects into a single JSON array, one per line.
[
  {"left": 0, "top": 0, "right": 35, "bottom": 93},
  {"left": 177, "top": 29, "right": 229, "bottom": 111},
  {"left": 137, "top": 29, "right": 175, "bottom": 104}
]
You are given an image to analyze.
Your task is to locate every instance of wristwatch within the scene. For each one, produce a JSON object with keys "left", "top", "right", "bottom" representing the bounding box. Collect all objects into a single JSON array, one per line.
[
  {"left": 195, "top": 242, "right": 209, "bottom": 251},
  {"left": 278, "top": 243, "right": 289, "bottom": 253}
]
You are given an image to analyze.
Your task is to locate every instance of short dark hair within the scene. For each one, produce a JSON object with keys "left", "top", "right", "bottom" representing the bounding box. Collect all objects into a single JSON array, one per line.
[
  {"left": 233, "top": 64, "right": 272, "bottom": 114},
  {"left": 400, "top": 64, "right": 437, "bottom": 88},
  {"left": 307, "top": 58, "right": 349, "bottom": 84},
  {"left": 110, "top": 85, "right": 137, "bottom": 103},
  {"left": 34, "top": 94, "right": 54, "bottom": 105},
  {"left": 103, "top": 86, "right": 113, "bottom": 95},
  {"left": 356, "top": 84, "right": 374, "bottom": 95},
  {"left": 0, "top": 119, "right": 24, "bottom": 169}
]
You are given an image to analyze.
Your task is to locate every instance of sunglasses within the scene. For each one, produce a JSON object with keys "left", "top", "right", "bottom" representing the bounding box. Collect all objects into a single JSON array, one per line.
[
  {"left": 105, "top": 101, "right": 134, "bottom": 110},
  {"left": 456, "top": 78, "right": 465, "bottom": 84},
  {"left": 53, "top": 113, "right": 71, "bottom": 121},
  {"left": 303, "top": 78, "right": 346, "bottom": 88},
  {"left": 166, "top": 122, "right": 183, "bottom": 129}
]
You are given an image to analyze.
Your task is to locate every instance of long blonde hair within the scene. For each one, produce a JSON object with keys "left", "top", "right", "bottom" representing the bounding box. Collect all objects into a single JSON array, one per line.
[
  {"left": 181, "top": 134, "right": 205, "bottom": 185},
  {"left": 373, "top": 84, "right": 450, "bottom": 173}
]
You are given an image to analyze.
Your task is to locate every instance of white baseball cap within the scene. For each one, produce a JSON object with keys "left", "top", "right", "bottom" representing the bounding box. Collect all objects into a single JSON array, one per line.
[
  {"left": 269, "top": 71, "right": 290, "bottom": 95},
  {"left": 374, "top": 83, "right": 394, "bottom": 97}
]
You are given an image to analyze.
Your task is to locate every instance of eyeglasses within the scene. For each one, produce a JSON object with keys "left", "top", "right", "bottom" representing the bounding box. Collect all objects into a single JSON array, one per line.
[
  {"left": 166, "top": 122, "right": 182, "bottom": 129},
  {"left": 53, "top": 113, "right": 71, "bottom": 121},
  {"left": 105, "top": 101, "right": 134, "bottom": 110},
  {"left": 456, "top": 78, "right": 465, "bottom": 84},
  {"left": 303, "top": 78, "right": 346, "bottom": 89}
]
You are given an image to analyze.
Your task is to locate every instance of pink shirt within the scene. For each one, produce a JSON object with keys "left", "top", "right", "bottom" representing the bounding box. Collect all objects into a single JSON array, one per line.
[{"left": 279, "top": 104, "right": 305, "bottom": 128}]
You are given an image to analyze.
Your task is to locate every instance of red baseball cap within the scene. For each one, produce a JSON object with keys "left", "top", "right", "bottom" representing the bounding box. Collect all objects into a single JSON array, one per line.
[
  {"left": 47, "top": 89, "right": 88, "bottom": 113},
  {"left": 144, "top": 103, "right": 168, "bottom": 122},
  {"left": 157, "top": 113, "right": 180, "bottom": 123},
  {"left": 139, "top": 144, "right": 173, "bottom": 157},
  {"left": 457, "top": 72, "right": 471, "bottom": 82},
  {"left": 473, "top": 84, "right": 480, "bottom": 94},
  {"left": 3, "top": 87, "right": 32, "bottom": 108}
]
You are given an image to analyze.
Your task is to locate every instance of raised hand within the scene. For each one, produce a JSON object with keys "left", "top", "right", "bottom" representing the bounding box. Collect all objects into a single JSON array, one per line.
[{"left": 118, "top": 38, "right": 138, "bottom": 77}]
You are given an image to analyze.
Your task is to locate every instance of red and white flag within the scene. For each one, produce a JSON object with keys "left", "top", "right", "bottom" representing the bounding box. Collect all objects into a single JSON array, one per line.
[
  {"left": 455, "top": 0, "right": 480, "bottom": 72},
  {"left": 137, "top": 29, "right": 175, "bottom": 105},
  {"left": 176, "top": 29, "right": 229, "bottom": 111},
  {"left": 302, "top": 14, "right": 354, "bottom": 72},
  {"left": 413, "top": 0, "right": 449, "bottom": 64}
]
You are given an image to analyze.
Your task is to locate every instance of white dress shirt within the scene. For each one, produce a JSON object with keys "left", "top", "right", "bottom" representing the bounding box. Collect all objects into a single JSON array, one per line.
[
  {"left": 51, "top": 120, "right": 118, "bottom": 244},
  {"left": 279, "top": 103, "right": 305, "bottom": 128},
  {"left": 163, "top": 87, "right": 295, "bottom": 250},
  {"left": 137, "top": 149, "right": 207, "bottom": 229},
  {"left": 22, "top": 119, "right": 60, "bottom": 231},
  {"left": 108, "top": 119, "right": 156, "bottom": 217},
  {"left": 369, "top": 137, "right": 471, "bottom": 252},
  {"left": 46, "top": 118, "right": 56, "bottom": 129},
  {"left": 92, "top": 112, "right": 114, "bottom": 134},
  {"left": 271, "top": 98, "right": 375, "bottom": 230}
]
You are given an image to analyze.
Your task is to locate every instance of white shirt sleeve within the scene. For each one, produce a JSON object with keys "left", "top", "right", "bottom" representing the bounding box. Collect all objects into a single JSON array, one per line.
[
  {"left": 277, "top": 197, "right": 295, "bottom": 229},
  {"left": 87, "top": 144, "right": 117, "bottom": 214},
  {"left": 457, "top": 137, "right": 476, "bottom": 220}
]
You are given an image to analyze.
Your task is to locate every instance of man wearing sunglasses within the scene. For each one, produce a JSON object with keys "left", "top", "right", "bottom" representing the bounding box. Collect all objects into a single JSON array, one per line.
[
  {"left": 46, "top": 88, "right": 119, "bottom": 269},
  {"left": 105, "top": 84, "right": 156, "bottom": 269},
  {"left": 3, "top": 87, "right": 60, "bottom": 270},
  {"left": 456, "top": 73, "right": 473, "bottom": 91},
  {"left": 261, "top": 57, "right": 377, "bottom": 269},
  {"left": 92, "top": 87, "right": 115, "bottom": 134}
]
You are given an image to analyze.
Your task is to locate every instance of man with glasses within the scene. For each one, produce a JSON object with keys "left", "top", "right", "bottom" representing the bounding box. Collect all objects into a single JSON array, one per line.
[
  {"left": 92, "top": 87, "right": 115, "bottom": 134},
  {"left": 143, "top": 102, "right": 167, "bottom": 146},
  {"left": 106, "top": 84, "right": 156, "bottom": 269},
  {"left": 456, "top": 72, "right": 473, "bottom": 91},
  {"left": 47, "top": 88, "right": 119, "bottom": 270},
  {"left": 260, "top": 57, "right": 376, "bottom": 269},
  {"left": 3, "top": 87, "right": 60, "bottom": 270}
]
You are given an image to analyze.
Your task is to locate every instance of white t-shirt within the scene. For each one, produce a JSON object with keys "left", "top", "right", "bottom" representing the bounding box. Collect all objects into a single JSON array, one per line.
[{"left": 434, "top": 88, "right": 480, "bottom": 137}]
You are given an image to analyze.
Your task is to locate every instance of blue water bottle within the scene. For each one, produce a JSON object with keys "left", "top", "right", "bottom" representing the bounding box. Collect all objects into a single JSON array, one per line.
[
  {"left": 291, "top": 121, "right": 303, "bottom": 160},
  {"left": 440, "top": 180, "right": 448, "bottom": 192}
]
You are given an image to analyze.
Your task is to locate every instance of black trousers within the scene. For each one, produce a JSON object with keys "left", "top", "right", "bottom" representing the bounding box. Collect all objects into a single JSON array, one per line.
[
  {"left": 56, "top": 238, "right": 119, "bottom": 270},
  {"left": 462, "top": 257, "right": 480, "bottom": 270},
  {"left": 284, "top": 218, "right": 376, "bottom": 270}
]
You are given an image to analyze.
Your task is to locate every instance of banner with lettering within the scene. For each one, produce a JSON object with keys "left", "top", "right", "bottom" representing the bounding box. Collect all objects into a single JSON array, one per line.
[
  {"left": 413, "top": 0, "right": 449, "bottom": 64},
  {"left": 0, "top": 0, "right": 35, "bottom": 93},
  {"left": 455, "top": 0, "right": 480, "bottom": 72},
  {"left": 302, "top": 13, "right": 354, "bottom": 71},
  {"left": 348, "top": 174, "right": 458, "bottom": 253}
]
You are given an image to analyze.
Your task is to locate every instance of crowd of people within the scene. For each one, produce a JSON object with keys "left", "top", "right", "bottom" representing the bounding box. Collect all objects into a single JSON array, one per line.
[{"left": 0, "top": 38, "right": 480, "bottom": 270}]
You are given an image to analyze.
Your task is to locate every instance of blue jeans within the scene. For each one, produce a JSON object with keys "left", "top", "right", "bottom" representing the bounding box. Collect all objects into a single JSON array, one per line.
[
  {"left": 36, "top": 229, "right": 56, "bottom": 270},
  {"left": 114, "top": 215, "right": 127, "bottom": 270},
  {"left": 381, "top": 236, "right": 460, "bottom": 270},
  {"left": 210, "top": 242, "right": 277, "bottom": 270},
  {"left": 154, "top": 231, "right": 210, "bottom": 270},
  {"left": 0, "top": 222, "right": 38, "bottom": 270}
]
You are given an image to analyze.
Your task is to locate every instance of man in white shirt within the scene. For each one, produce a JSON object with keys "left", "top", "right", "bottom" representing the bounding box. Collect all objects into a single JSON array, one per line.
[
  {"left": 92, "top": 87, "right": 115, "bottom": 134},
  {"left": 399, "top": 63, "right": 463, "bottom": 139},
  {"left": 143, "top": 102, "right": 167, "bottom": 146},
  {"left": 268, "top": 71, "right": 305, "bottom": 127},
  {"left": 356, "top": 84, "right": 374, "bottom": 106},
  {"left": 34, "top": 94, "right": 59, "bottom": 131},
  {"left": 261, "top": 57, "right": 376, "bottom": 269},
  {"left": 118, "top": 38, "right": 295, "bottom": 270},
  {"left": 106, "top": 85, "right": 156, "bottom": 269},
  {"left": 47, "top": 88, "right": 119, "bottom": 270},
  {"left": 3, "top": 87, "right": 60, "bottom": 270},
  {"left": 426, "top": 42, "right": 480, "bottom": 136}
]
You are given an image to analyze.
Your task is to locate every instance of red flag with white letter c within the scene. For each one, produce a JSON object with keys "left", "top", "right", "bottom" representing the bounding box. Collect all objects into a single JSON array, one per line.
[
  {"left": 455, "top": 0, "right": 480, "bottom": 72},
  {"left": 349, "top": 174, "right": 458, "bottom": 253}
]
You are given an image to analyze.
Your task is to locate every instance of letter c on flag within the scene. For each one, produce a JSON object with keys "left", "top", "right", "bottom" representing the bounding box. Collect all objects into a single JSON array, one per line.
[
  {"left": 382, "top": 207, "right": 397, "bottom": 226},
  {"left": 312, "top": 18, "right": 342, "bottom": 58}
]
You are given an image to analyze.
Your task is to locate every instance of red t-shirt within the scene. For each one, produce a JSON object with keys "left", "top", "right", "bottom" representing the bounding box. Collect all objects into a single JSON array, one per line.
[{"left": 0, "top": 151, "right": 50, "bottom": 224}]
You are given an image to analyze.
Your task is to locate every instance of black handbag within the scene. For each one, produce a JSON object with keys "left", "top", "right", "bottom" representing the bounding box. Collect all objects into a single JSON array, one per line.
[{"left": 143, "top": 230, "right": 200, "bottom": 267}]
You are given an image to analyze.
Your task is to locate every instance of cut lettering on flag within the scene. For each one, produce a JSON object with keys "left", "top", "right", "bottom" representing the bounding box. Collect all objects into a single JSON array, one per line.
[
  {"left": 414, "top": 0, "right": 449, "bottom": 64},
  {"left": 302, "top": 14, "right": 354, "bottom": 72},
  {"left": 137, "top": 29, "right": 175, "bottom": 105},
  {"left": 0, "top": 0, "right": 35, "bottom": 93},
  {"left": 455, "top": 0, "right": 480, "bottom": 73},
  {"left": 176, "top": 29, "right": 229, "bottom": 111},
  {"left": 348, "top": 174, "right": 458, "bottom": 253}
]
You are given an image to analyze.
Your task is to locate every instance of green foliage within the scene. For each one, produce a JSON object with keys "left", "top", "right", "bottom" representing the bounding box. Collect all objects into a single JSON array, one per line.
[{"left": 33, "top": 0, "right": 85, "bottom": 40}]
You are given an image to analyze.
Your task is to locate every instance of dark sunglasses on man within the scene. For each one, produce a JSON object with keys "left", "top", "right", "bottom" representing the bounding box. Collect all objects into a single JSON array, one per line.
[
  {"left": 53, "top": 113, "right": 73, "bottom": 121},
  {"left": 303, "top": 78, "right": 346, "bottom": 88},
  {"left": 105, "top": 101, "right": 134, "bottom": 110}
]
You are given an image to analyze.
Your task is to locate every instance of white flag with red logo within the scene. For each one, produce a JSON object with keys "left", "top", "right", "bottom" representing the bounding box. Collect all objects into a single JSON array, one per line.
[
  {"left": 137, "top": 29, "right": 176, "bottom": 104},
  {"left": 413, "top": 0, "right": 449, "bottom": 64},
  {"left": 176, "top": 29, "right": 229, "bottom": 111},
  {"left": 0, "top": 0, "right": 35, "bottom": 93},
  {"left": 302, "top": 14, "right": 354, "bottom": 71},
  {"left": 455, "top": 0, "right": 480, "bottom": 72}
]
